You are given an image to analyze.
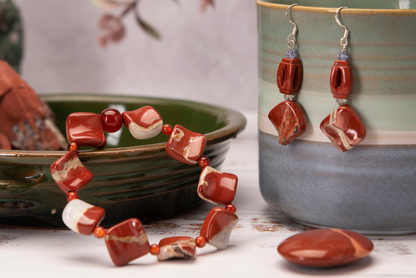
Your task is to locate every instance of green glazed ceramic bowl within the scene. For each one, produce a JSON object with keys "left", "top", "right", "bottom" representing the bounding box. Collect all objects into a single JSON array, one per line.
[
  {"left": 0, "top": 94, "right": 246, "bottom": 228},
  {"left": 258, "top": 1, "right": 416, "bottom": 234}
]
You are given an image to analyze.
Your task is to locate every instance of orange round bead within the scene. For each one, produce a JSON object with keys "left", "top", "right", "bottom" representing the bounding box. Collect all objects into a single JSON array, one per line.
[
  {"left": 225, "top": 203, "right": 237, "bottom": 213},
  {"left": 195, "top": 236, "right": 207, "bottom": 248},
  {"left": 198, "top": 156, "right": 210, "bottom": 168},
  {"left": 94, "top": 226, "right": 106, "bottom": 239},
  {"left": 150, "top": 244, "right": 160, "bottom": 255},
  {"left": 67, "top": 142, "right": 79, "bottom": 152},
  {"left": 162, "top": 124, "right": 173, "bottom": 135},
  {"left": 66, "top": 191, "right": 79, "bottom": 202}
]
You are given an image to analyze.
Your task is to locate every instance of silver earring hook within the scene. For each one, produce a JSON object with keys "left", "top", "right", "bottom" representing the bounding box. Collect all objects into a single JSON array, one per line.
[
  {"left": 335, "top": 6, "right": 349, "bottom": 53},
  {"left": 286, "top": 3, "right": 299, "bottom": 50}
]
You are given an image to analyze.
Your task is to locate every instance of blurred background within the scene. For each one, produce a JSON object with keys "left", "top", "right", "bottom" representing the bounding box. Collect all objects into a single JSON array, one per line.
[{"left": 13, "top": 0, "right": 257, "bottom": 111}]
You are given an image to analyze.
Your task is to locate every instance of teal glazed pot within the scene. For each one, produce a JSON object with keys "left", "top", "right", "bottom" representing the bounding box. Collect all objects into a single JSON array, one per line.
[
  {"left": 257, "top": 0, "right": 416, "bottom": 234},
  {"left": 0, "top": 94, "right": 246, "bottom": 228}
]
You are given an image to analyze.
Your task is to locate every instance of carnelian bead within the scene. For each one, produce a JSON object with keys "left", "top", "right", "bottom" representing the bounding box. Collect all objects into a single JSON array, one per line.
[
  {"left": 198, "top": 156, "right": 210, "bottom": 168},
  {"left": 225, "top": 203, "right": 237, "bottom": 213},
  {"left": 66, "top": 191, "right": 79, "bottom": 202},
  {"left": 162, "top": 124, "right": 173, "bottom": 135},
  {"left": 94, "top": 226, "right": 106, "bottom": 239},
  {"left": 150, "top": 244, "right": 160, "bottom": 255},
  {"left": 67, "top": 142, "right": 79, "bottom": 152},
  {"left": 100, "top": 108, "right": 123, "bottom": 133},
  {"left": 195, "top": 236, "right": 207, "bottom": 248}
]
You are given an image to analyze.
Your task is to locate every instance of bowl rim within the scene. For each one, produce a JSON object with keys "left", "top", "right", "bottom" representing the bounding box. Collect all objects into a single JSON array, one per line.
[
  {"left": 0, "top": 94, "right": 246, "bottom": 158},
  {"left": 256, "top": 0, "right": 416, "bottom": 15}
]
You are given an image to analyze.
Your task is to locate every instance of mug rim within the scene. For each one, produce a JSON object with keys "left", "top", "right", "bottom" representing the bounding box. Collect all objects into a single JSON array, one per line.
[{"left": 256, "top": 0, "right": 416, "bottom": 15}]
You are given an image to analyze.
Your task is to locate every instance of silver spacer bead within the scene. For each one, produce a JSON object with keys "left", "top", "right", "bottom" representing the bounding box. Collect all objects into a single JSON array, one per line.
[
  {"left": 336, "top": 99, "right": 347, "bottom": 106},
  {"left": 284, "top": 95, "right": 296, "bottom": 101}
]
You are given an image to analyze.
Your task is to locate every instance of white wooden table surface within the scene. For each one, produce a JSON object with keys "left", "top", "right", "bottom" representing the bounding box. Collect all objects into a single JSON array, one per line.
[{"left": 1, "top": 111, "right": 415, "bottom": 278}]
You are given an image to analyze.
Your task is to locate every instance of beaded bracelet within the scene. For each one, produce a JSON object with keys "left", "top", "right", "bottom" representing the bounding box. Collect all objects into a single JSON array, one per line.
[{"left": 49, "top": 106, "right": 239, "bottom": 266}]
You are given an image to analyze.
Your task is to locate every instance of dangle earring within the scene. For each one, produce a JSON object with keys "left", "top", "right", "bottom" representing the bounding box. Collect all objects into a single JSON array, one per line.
[
  {"left": 320, "top": 7, "right": 366, "bottom": 152},
  {"left": 268, "top": 3, "right": 306, "bottom": 145}
]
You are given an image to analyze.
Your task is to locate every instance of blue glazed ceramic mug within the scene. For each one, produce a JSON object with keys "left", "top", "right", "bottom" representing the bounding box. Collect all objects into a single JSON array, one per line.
[{"left": 257, "top": 0, "right": 416, "bottom": 235}]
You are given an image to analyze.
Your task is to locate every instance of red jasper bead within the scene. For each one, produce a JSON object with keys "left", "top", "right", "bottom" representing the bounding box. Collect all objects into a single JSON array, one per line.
[
  {"left": 150, "top": 244, "right": 160, "bottom": 255},
  {"left": 277, "top": 58, "right": 303, "bottom": 95},
  {"left": 330, "top": 60, "right": 353, "bottom": 99},
  {"left": 100, "top": 108, "right": 123, "bottom": 133},
  {"left": 195, "top": 236, "right": 207, "bottom": 248},
  {"left": 66, "top": 191, "right": 79, "bottom": 202},
  {"left": 225, "top": 204, "right": 237, "bottom": 213},
  {"left": 94, "top": 226, "right": 106, "bottom": 239},
  {"left": 198, "top": 156, "right": 210, "bottom": 168},
  {"left": 162, "top": 124, "right": 173, "bottom": 135},
  {"left": 67, "top": 142, "right": 79, "bottom": 152}
]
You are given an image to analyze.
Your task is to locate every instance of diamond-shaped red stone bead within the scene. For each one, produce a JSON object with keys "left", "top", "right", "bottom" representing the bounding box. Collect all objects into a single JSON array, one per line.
[
  {"left": 157, "top": 236, "right": 196, "bottom": 261},
  {"left": 105, "top": 218, "right": 150, "bottom": 266},
  {"left": 330, "top": 60, "right": 353, "bottom": 99},
  {"left": 320, "top": 104, "right": 366, "bottom": 152},
  {"left": 122, "top": 106, "right": 163, "bottom": 139},
  {"left": 50, "top": 151, "right": 93, "bottom": 193},
  {"left": 66, "top": 112, "right": 106, "bottom": 148},
  {"left": 165, "top": 125, "right": 207, "bottom": 165},
  {"left": 198, "top": 166, "right": 238, "bottom": 206},
  {"left": 200, "top": 207, "right": 239, "bottom": 250},
  {"left": 268, "top": 100, "right": 306, "bottom": 145}
]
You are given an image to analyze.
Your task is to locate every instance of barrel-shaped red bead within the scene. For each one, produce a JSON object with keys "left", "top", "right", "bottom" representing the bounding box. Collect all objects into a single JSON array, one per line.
[
  {"left": 157, "top": 236, "right": 196, "bottom": 261},
  {"left": 277, "top": 58, "right": 303, "bottom": 95},
  {"left": 66, "top": 112, "right": 106, "bottom": 149},
  {"left": 330, "top": 60, "right": 353, "bottom": 99}
]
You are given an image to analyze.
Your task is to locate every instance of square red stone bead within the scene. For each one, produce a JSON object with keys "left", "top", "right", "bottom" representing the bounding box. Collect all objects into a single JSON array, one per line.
[
  {"left": 165, "top": 125, "right": 207, "bottom": 165},
  {"left": 200, "top": 207, "right": 239, "bottom": 250},
  {"left": 50, "top": 151, "right": 93, "bottom": 193},
  {"left": 122, "top": 106, "right": 163, "bottom": 140},
  {"left": 66, "top": 112, "right": 106, "bottom": 148},
  {"left": 320, "top": 104, "right": 366, "bottom": 152},
  {"left": 198, "top": 166, "right": 238, "bottom": 205},
  {"left": 62, "top": 199, "right": 105, "bottom": 235},
  {"left": 105, "top": 218, "right": 150, "bottom": 266},
  {"left": 268, "top": 100, "right": 306, "bottom": 145},
  {"left": 157, "top": 236, "right": 196, "bottom": 261}
]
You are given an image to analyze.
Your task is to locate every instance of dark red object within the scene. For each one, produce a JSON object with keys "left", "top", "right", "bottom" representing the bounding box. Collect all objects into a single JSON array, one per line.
[
  {"left": 277, "top": 58, "right": 303, "bottom": 95},
  {"left": 278, "top": 228, "right": 374, "bottom": 268},
  {"left": 268, "top": 100, "right": 306, "bottom": 145},
  {"left": 320, "top": 104, "right": 366, "bottom": 152},
  {"left": 197, "top": 166, "right": 238, "bottom": 206},
  {"left": 150, "top": 244, "right": 160, "bottom": 255},
  {"left": 0, "top": 61, "right": 67, "bottom": 150},
  {"left": 165, "top": 125, "right": 207, "bottom": 165},
  {"left": 158, "top": 236, "right": 196, "bottom": 260},
  {"left": 100, "top": 108, "right": 123, "bottom": 133},
  {"left": 198, "top": 156, "right": 210, "bottom": 168},
  {"left": 0, "top": 132, "right": 11, "bottom": 150},
  {"left": 67, "top": 142, "right": 79, "bottom": 152},
  {"left": 66, "top": 191, "right": 79, "bottom": 202},
  {"left": 122, "top": 106, "right": 162, "bottom": 129},
  {"left": 330, "top": 60, "right": 353, "bottom": 99},
  {"left": 105, "top": 218, "right": 150, "bottom": 266},
  {"left": 162, "top": 124, "right": 173, "bottom": 135},
  {"left": 195, "top": 236, "right": 207, "bottom": 248},
  {"left": 66, "top": 112, "right": 106, "bottom": 149},
  {"left": 200, "top": 207, "right": 239, "bottom": 250},
  {"left": 78, "top": 206, "right": 105, "bottom": 235},
  {"left": 94, "top": 226, "right": 106, "bottom": 239},
  {"left": 50, "top": 151, "right": 93, "bottom": 193},
  {"left": 225, "top": 204, "right": 237, "bottom": 213}
]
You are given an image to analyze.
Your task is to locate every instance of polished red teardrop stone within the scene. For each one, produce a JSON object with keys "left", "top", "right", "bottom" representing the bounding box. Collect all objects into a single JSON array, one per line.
[
  {"left": 330, "top": 60, "right": 353, "bottom": 99},
  {"left": 100, "top": 108, "right": 123, "bottom": 133},
  {"left": 277, "top": 58, "right": 303, "bottom": 95},
  {"left": 268, "top": 100, "right": 306, "bottom": 145}
]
